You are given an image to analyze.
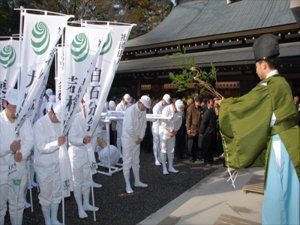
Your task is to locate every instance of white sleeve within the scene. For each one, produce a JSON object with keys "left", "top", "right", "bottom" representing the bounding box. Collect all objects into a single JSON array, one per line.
[
  {"left": 0, "top": 149, "right": 11, "bottom": 157},
  {"left": 174, "top": 113, "right": 183, "bottom": 131},
  {"left": 34, "top": 119, "right": 59, "bottom": 154},
  {"left": 139, "top": 114, "right": 147, "bottom": 140},
  {"left": 160, "top": 107, "right": 169, "bottom": 131},
  {"left": 68, "top": 115, "right": 85, "bottom": 147},
  {"left": 19, "top": 119, "right": 34, "bottom": 160},
  {"left": 122, "top": 108, "right": 136, "bottom": 138}
]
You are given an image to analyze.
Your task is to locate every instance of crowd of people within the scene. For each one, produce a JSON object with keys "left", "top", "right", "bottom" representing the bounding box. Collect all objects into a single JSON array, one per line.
[
  {"left": 0, "top": 33, "right": 299, "bottom": 225},
  {"left": 0, "top": 86, "right": 224, "bottom": 225}
]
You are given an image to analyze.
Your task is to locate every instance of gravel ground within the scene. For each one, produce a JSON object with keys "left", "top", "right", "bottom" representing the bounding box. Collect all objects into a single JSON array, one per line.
[{"left": 5, "top": 150, "right": 222, "bottom": 225}]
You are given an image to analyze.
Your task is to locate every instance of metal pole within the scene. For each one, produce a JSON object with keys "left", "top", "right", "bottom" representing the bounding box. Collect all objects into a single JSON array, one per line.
[
  {"left": 90, "top": 171, "right": 96, "bottom": 222},
  {"left": 62, "top": 196, "right": 65, "bottom": 225},
  {"left": 27, "top": 159, "right": 34, "bottom": 212},
  {"left": 106, "top": 120, "right": 112, "bottom": 173}
]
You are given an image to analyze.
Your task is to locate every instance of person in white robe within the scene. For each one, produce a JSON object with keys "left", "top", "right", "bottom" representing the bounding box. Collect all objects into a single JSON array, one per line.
[
  {"left": 122, "top": 95, "right": 151, "bottom": 194},
  {"left": 159, "top": 99, "right": 184, "bottom": 175},
  {"left": 68, "top": 100, "right": 99, "bottom": 219},
  {"left": 115, "top": 93, "right": 131, "bottom": 154},
  {"left": 151, "top": 94, "right": 171, "bottom": 166},
  {"left": 0, "top": 89, "right": 33, "bottom": 225},
  {"left": 33, "top": 103, "right": 65, "bottom": 225}
]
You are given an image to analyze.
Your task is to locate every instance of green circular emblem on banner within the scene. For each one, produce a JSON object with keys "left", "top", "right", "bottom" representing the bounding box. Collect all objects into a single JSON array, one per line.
[
  {"left": 31, "top": 22, "right": 50, "bottom": 55},
  {"left": 71, "top": 33, "right": 90, "bottom": 62},
  {"left": 0, "top": 45, "right": 16, "bottom": 68},
  {"left": 100, "top": 33, "right": 113, "bottom": 55}
]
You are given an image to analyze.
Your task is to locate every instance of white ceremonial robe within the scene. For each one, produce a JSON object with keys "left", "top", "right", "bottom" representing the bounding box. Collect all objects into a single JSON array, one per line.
[
  {"left": 68, "top": 111, "right": 97, "bottom": 192},
  {"left": 33, "top": 114, "right": 62, "bottom": 206},
  {"left": 0, "top": 111, "right": 33, "bottom": 225},
  {"left": 159, "top": 105, "right": 182, "bottom": 154},
  {"left": 121, "top": 103, "right": 147, "bottom": 172},
  {"left": 115, "top": 101, "right": 129, "bottom": 151}
]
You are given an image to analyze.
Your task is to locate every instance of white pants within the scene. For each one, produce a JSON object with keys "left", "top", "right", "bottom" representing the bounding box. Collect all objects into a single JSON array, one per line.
[
  {"left": 69, "top": 148, "right": 91, "bottom": 192},
  {"left": 122, "top": 137, "right": 140, "bottom": 172},
  {"left": 0, "top": 167, "right": 27, "bottom": 225},
  {"left": 71, "top": 162, "right": 91, "bottom": 193},
  {"left": 116, "top": 122, "right": 123, "bottom": 151},
  {"left": 35, "top": 163, "right": 61, "bottom": 206},
  {"left": 160, "top": 133, "right": 175, "bottom": 154},
  {"left": 152, "top": 125, "right": 160, "bottom": 157}
]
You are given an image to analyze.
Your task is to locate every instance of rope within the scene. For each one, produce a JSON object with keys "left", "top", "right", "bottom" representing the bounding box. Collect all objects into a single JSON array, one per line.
[{"left": 220, "top": 131, "right": 238, "bottom": 188}]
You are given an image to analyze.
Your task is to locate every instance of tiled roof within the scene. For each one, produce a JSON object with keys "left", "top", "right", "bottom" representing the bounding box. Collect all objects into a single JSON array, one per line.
[
  {"left": 126, "top": 0, "right": 297, "bottom": 48},
  {"left": 118, "top": 42, "right": 300, "bottom": 72}
]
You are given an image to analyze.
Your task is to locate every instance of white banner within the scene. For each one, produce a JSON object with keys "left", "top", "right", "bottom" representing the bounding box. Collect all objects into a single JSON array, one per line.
[
  {"left": 15, "top": 10, "right": 72, "bottom": 198},
  {"left": 84, "top": 23, "right": 133, "bottom": 136},
  {"left": 0, "top": 38, "right": 20, "bottom": 109},
  {"left": 55, "top": 46, "right": 64, "bottom": 102},
  {"left": 16, "top": 10, "right": 72, "bottom": 135},
  {"left": 61, "top": 25, "right": 109, "bottom": 176},
  {"left": 61, "top": 25, "right": 109, "bottom": 134}
]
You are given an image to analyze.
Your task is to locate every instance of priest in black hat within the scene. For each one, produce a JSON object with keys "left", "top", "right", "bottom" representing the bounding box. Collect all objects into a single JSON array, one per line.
[{"left": 217, "top": 34, "right": 300, "bottom": 225}]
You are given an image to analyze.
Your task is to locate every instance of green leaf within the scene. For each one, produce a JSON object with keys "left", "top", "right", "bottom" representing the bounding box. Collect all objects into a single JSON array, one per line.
[{"left": 167, "top": 48, "right": 217, "bottom": 94}]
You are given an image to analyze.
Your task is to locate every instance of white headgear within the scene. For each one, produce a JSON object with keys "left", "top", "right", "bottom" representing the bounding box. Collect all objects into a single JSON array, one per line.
[
  {"left": 4, "top": 88, "right": 18, "bottom": 106},
  {"left": 123, "top": 94, "right": 131, "bottom": 103},
  {"left": 175, "top": 99, "right": 185, "bottom": 112},
  {"left": 108, "top": 100, "right": 116, "bottom": 110},
  {"left": 53, "top": 102, "right": 64, "bottom": 122},
  {"left": 45, "top": 88, "right": 53, "bottom": 96},
  {"left": 162, "top": 94, "right": 171, "bottom": 104},
  {"left": 139, "top": 95, "right": 151, "bottom": 109}
]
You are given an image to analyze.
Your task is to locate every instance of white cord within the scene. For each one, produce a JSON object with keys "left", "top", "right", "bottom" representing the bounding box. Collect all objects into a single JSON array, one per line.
[{"left": 220, "top": 131, "right": 238, "bottom": 188}]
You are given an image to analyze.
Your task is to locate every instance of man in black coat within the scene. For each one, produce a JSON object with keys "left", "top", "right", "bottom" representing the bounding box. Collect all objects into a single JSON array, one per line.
[{"left": 199, "top": 99, "right": 217, "bottom": 165}]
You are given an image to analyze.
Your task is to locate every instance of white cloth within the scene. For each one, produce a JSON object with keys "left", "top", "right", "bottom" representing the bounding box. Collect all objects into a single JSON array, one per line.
[
  {"left": 115, "top": 101, "right": 129, "bottom": 151},
  {"left": 98, "top": 145, "right": 120, "bottom": 166},
  {"left": 68, "top": 111, "right": 97, "bottom": 192},
  {"left": 33, "top": 114, "right": 62, "bottom": 206},
  {"left": 159, "top": 104, "right": 183, "bottom": 154},
  {"left": 0, "top": 111, "right": 33, "bottom": 223},
  {"left": 152, "top": 101, "right": 165, "bottom": 129},
  {"left": 121, "top": 103, "right": 147, "bottom": 172}
]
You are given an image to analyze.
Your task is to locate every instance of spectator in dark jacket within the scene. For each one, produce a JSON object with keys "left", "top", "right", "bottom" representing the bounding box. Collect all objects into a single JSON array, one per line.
[{"left": 199, "top": 99, "right": 217, "bottom": 165}]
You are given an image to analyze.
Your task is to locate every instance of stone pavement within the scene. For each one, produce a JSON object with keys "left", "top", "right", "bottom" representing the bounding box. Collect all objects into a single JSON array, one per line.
[{"left": 138, "top": 167, "right": 264, "bottom": 225}]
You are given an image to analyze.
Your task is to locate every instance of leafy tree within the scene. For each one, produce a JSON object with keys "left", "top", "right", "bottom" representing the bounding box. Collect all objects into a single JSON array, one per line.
[
  {"left": 118, "top": 0, "right": 172, "bottom": 38},
  {"left": 168, "top": 47, "right": 218, "bottom": 96},
  {"left": 0, "top": 0, "right": 173, "bottom": 38},
  {"left": 168, "top": 50, "right": 196, "bottom": 92}
]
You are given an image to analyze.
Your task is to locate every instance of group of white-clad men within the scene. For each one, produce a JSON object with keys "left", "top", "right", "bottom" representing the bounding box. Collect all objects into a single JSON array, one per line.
[
  {"left": 0, "top": 88, "right": 185, "bottom": 225},
  {"left": 105, "top": 93, "right": 185, "bottom": 193}
]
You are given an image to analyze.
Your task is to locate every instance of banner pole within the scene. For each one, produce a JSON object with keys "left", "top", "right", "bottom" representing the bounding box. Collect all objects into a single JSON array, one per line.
[
  {"left": 27, "top": 159, "right": 34, "bottom": 212},
  {"left": 106, "top": 121, "right": 112, "bottom": 173},
  {"left": 62, "top": 196, "right": 65, "bottom": 225},
  {"left": 90, "top": 171, "right": 96, "bottom": 222},
  {"left": 17, "top": 6, "right": 24, "bottom": 87}
]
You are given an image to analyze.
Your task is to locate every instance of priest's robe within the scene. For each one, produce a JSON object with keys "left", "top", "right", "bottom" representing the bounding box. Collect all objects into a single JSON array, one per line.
[{"left": 219, "top": 74, "right": 300, "bottom": 225}]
